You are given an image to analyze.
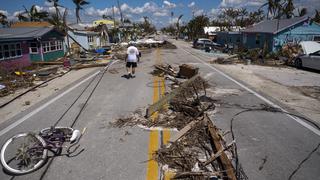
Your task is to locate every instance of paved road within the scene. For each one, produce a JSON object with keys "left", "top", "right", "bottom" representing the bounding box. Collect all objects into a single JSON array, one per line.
[{"left": 0, "top": 40, "right": 319, "bottom": 180}]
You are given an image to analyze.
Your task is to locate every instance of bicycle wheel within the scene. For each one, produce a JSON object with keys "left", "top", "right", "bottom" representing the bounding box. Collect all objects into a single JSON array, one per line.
[{"left": 0, "top": 133, "right": 48, "bottom": 175}]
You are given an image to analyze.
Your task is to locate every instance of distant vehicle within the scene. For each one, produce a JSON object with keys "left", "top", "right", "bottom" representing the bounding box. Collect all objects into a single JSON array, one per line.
[
  {"left": 295, "top": 41, "right": 320, "bottom": 70},
  {"left": 193, "top": 38, "right": 223, "bottom": 50}
]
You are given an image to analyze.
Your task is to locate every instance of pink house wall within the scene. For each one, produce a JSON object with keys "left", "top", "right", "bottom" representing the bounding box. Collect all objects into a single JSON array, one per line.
[{"left": 0, "top": 41, "right": 31, "bottom": 71}]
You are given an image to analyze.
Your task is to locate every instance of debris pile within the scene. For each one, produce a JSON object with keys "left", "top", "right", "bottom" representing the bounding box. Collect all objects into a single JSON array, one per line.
[
  {"left": 0, "top": 70, "right": 34, "bottom": 97},
  {"left": 110, "top": 63, "right": 240, "bottom": 179},
  {"left": 155, "top": 116, "right": 236, "bottom": 180},
  {"left": 152, "top": 63, "right": 199, "bottom": 80}
]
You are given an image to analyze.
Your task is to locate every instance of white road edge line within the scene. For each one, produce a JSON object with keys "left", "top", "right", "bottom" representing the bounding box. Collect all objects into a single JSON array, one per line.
[
  {"left": 0, "top": 61, "right": 118, "bottom": 137},
  {"left": 180, "top": 47, "right": 320, "bottom": 137}
]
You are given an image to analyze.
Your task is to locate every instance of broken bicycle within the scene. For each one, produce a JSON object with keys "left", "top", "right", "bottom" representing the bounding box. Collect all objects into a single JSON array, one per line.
[{"left": 0, "top": 126, "right": 85, "bottom": 175}]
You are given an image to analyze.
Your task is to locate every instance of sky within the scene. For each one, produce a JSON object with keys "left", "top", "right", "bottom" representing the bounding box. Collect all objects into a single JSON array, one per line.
[{"left": 0, "top": 0, "right": 319, "bottom": 28}]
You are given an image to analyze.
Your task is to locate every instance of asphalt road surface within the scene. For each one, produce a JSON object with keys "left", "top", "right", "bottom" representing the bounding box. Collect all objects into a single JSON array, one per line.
[{"left": 0, "top": 39, "right": 319, "bottom": 180}]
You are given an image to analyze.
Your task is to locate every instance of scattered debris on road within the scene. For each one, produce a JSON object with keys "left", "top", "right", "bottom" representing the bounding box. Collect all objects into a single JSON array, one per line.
[{"left": 110, "top": 64, "right": 241, "bottom": 179}]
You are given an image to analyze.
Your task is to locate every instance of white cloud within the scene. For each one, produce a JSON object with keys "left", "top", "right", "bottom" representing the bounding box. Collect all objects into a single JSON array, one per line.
[
  {"left": 154, "top": 11, "right": 168, "bottom": 17},
  {"left": 220, "top": 0, "right": 264, "bottom": 8},
  {"left": 194, "top": 9, "right": 205, "bottom": 16},
  {"left": 85, "top": 2, "right": 164, "bottom": 17},
  {"left": 163, "top": 1, "right": 176, "bottom": 8},
  {"left": 188, "top": 2, "right": 195, "bottom": 8}
]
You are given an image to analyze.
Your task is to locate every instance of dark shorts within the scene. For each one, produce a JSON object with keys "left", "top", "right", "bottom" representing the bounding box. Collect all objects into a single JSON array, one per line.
[{"left": 126, "top": 62, "right": 137, "bottom": 68}]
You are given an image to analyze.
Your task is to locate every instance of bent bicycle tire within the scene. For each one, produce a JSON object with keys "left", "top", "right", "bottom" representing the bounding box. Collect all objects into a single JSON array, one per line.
[{"left": 0, "top": 133, "right": 48, "bottom": 175}]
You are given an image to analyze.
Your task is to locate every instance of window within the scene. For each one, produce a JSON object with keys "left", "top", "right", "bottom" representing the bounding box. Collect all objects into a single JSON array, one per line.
[
  {"left": 42, "top": 40, "right": 63, "bottom": 53},
  {"left": 255, "top": 34, "right": 261, "bottom": 45},
  {"left": 88, "top": 36, "right": 94, "bottom": 43},
  {"left": 29, "top": 43, "right": 38, "bottom": 54},
  {"left": 0, "top": 43, "right": 22, "bottom": 60},
  {"left": 50, "top": 41, "right": 57, "bottom": 51}
]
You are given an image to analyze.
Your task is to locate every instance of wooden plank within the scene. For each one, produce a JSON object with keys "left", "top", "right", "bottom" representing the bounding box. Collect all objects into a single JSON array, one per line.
[
  {"left": 145, "top": 75, "right": 199, "bottom": 118},
  {"left": 173, "top": 171, "right": 221, "bottom": 179},
  {"left": 202, "top": 141, "right": 235, "bottom": 166},
  {"left": 70, "top": 63, "right": 109, "bottom": 70},
  {"left": 206, "top": 116, "right": 237, "bottom": 180},
  {"left": 169, "top": 120, "right": 198, "bottom": 143}
]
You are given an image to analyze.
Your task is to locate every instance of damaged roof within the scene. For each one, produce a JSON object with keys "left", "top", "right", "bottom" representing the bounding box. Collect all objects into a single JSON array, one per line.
[
  {"left": 243, "top": 16, "right": 309, "bottom": 34},
  {"left": 0, "top": 27, "right": 58, "bottom": 41}
]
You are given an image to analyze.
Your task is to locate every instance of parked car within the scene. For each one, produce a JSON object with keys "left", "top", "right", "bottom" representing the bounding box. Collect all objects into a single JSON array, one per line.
[
  {"left": 193, "top": 38, "right": 223, "bottom": 50},
  {"left": 295, "top": 41, "right": 320, "bottom": 70}
]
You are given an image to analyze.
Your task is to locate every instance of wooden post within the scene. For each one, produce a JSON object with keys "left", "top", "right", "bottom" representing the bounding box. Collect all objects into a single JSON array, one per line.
[{"left": 206, "top": 116, "right": 237, "bottom": 180}]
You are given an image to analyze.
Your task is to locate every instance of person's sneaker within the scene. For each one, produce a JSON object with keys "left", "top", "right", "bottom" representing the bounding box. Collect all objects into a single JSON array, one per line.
[
  {"left": 128, "top": 73, "right": 132, "bottom": 78},
  {"left": 131, "top": 74, "right": 136, "bottom": 78}
]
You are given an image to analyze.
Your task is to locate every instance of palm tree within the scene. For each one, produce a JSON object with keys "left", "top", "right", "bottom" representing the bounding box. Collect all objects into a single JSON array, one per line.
[
  {"left": 20, "top": 5, "right": 49, "bottom": 22},
  {"left": 260, "top": 0, "right": 282, "bottom": 19},
  {"left": 47, "top": 0, "right": 64, "bottom": 18},
  {"left": 72, "top": 0, "right": 90, "bottom": 24},
  {"left": 282, "top": 0, "right": 295, "bottom": 18},
  {"left": 297, "top": 8, "right": 307, "bottom": 17},
  {"left": 238, "top": 8, "right": 248, "bottom": 27},
  {"left": 0, "top": 12, "right": 8, "bottom": 26},
  {"left": 187, "top": 15, "right": 209, "bottom": 40},
  {"left": 313, "top": 10, "right": 320, "bottom": 23},
  {"left": 16, "top": 12, "right": 29, "bottom": 22},
  {"left": 48, "top": 9, "right": 72, "bottom": 54},
  {"left": 176, "top": 14, "right": 183, "bottom": 38}
]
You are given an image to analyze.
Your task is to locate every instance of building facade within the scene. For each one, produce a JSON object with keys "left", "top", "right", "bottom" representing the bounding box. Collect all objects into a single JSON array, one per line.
[
  {"left": 0, "top": 27, "right": 65, "bottom": 70},
  {"left": 242, "top": 16, "right": 320, "bottom": 52}
]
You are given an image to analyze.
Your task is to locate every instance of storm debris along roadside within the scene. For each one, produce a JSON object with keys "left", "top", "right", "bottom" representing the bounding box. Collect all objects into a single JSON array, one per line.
[{"left": 110, "top": 64, "right": 242, "bottom": 180}]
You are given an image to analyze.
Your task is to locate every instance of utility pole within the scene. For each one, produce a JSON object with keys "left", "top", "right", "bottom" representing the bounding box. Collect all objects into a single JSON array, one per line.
[
  {"left": 112, "top": 5, "right": 115, "bottom": 28},
  {"left": 117, "top": 0, "right": 123, "bottom": 26}
]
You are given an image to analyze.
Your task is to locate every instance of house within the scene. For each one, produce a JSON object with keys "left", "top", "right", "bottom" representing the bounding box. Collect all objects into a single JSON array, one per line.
[
  {"left": 216, "top": 31, "right": 242, "bottom": 49},
  {"left": 93, "top": 19, "right": 114, "bottom": 29},
  {"left": 67, "top": 24, "right": 101, "bottom": 51},
  {"left": 0, "top": 27, "right": 65, "bottom": 70},
  {"left": 242, "top": 16, "right": 320, "bottom": 52}
]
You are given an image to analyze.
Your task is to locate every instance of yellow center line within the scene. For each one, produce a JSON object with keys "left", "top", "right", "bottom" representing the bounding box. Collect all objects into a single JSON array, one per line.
[
  {"left": 146, "top": 49, "right": 161, "bottom": 180},
  {"left": 147, "top": 48, "right": 172, "bottom": 180}
]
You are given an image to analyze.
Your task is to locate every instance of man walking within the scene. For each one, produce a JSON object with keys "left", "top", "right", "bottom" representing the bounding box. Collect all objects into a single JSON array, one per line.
[{"left": 125, "top": 43, "right": 140, "bottom": 78}]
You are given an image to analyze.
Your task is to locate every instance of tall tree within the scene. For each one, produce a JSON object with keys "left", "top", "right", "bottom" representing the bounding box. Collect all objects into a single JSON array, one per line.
[
  {"left": 187, "top": 15, "right": 209, "bottom": 40},
  {"left": 260, "top": 0, "right": 282, "bottom": 19},
  {"left": 72, "top": 0, "right": 90, "bottom": 24},
  {"left": 47, "top": 0, "right": 64, "bottom": 18},
  {"left": 176, "top": 14, "right": 183, "bottom": 38},
  {"left": 17, "top": 5, "right": 49, "bottom": 22},
  {"left": 246, "top": 9, "right": 265, "bottom": 26},
  {"left": 297, "top": 8, "right": 307, "bottom": 17},
  {"left": 313, "top": 10, "right": 320, "bottom": 23},
  {"left": 0, "top": 12, "right": 8, "bottom": 26},
  {"left": 282, "top": 0, "right": 295, "bottom": 18}
]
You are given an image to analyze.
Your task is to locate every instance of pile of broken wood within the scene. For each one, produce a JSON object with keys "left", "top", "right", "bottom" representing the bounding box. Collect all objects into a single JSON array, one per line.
[{"left": 111, "top": 66, "right": 243, "bottom": 179}]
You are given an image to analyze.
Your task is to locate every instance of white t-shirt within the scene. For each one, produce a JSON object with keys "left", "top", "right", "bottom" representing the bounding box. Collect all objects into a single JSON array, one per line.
[{"left": 127, "top": 46, "right": 139, "bottom": 62}]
